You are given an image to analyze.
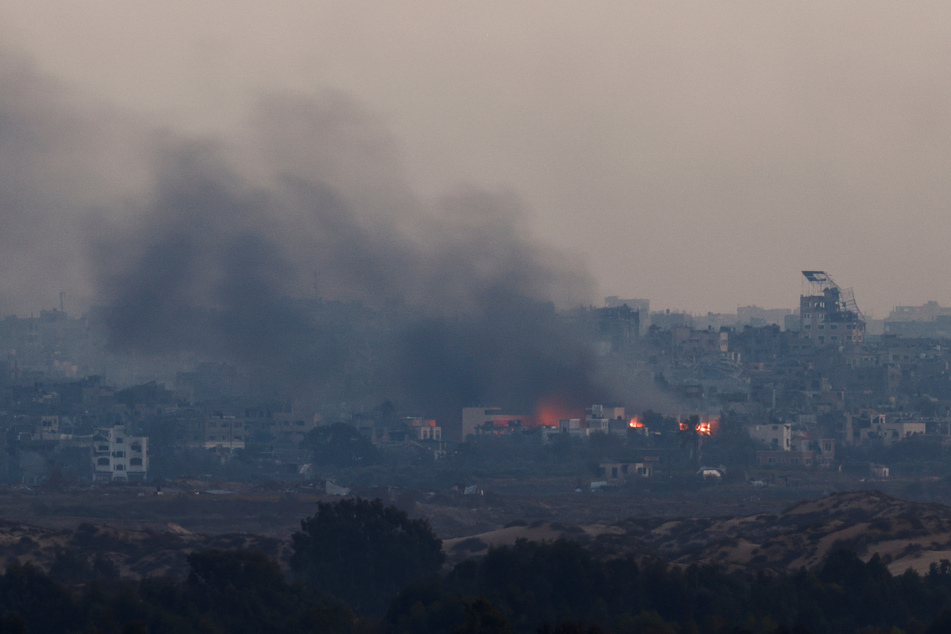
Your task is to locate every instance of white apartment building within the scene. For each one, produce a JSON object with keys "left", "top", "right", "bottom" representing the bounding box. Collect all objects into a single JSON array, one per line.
[{"left": 92, "top": 426, "right": 148, "bottom": 482}]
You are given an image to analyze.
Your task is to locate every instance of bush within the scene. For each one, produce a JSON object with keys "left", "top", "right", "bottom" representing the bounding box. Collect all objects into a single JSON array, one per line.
[{"left": 290, "top": 497, "right": 444, "bottom": 614}]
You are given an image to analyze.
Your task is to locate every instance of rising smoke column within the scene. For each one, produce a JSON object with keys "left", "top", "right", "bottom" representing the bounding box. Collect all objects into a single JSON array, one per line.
[{"left": 1, "top": 56, "right": 615, "bottom": 422}]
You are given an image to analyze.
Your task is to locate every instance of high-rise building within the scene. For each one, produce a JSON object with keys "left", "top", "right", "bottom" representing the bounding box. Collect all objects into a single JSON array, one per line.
[{"left": 799, "top": 271, "right": 865, "bottom": 345}]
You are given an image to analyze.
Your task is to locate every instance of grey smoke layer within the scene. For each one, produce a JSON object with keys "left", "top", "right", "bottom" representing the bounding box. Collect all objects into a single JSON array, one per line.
[{"left": 0, "top": 56, "right": 614, "bottom": 420}]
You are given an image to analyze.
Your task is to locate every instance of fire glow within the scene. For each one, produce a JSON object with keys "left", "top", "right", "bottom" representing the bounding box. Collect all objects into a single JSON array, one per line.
[
  {"left": 533, "top": 397, "right": 582, "bottom": 428},
  {"left": 628, "top": 417, "right": 643, "bottom": 428},
  {"left": 679, "top": 418, "right": 718, "bottom": 435}
]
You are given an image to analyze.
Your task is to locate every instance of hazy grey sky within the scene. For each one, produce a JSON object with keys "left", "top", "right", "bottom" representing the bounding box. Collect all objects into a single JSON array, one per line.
[{"left": 2, "top": 2, "right": 950, "bottom": 317}]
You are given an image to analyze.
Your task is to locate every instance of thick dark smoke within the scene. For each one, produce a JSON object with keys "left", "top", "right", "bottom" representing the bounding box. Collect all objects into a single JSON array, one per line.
[{"left": 0, "top": 55, "right": 617, "bottom": 426}]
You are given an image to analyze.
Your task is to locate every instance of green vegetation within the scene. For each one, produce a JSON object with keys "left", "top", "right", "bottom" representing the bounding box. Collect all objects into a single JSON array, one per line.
[
  {"left": 8, "top": 498, "right": 951, "bottom": 632},
  {"left": 290, "top": 497, "right": 445, "bottom": 614}
]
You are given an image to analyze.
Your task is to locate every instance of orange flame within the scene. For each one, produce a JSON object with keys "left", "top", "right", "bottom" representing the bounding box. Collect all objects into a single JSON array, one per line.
[
  {"left": 533, "top": 397, "right": 582, "bottom": 427},
  {"left": 680, "top": 418, "right": 718, "bottom": 435},
  {"left": 629, "top": 417, "right": 643, "bottom": 428}
]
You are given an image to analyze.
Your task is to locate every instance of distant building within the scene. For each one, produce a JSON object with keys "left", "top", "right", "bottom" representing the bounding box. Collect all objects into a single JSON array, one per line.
[
  {"left": 756, "top": 449, "right": 814, "bottom": 467},
  {"left": 599, "top": 459, "right": 656, "bottom": 482},
  {"left": 200, "top": 416, "right": 246, "bottom": 452},
  {"left": 460, "top": 407, "right": 526, "bottom": 442},
  {"left": 884, "top": 302, "right": 951, "bottom": 338},
  {"left": 595, "top": 305, "right": 639, "bottom": 353},
  {"left": 858, "top": 415, "right": 927, "bottom": 446},
  {"left": 586, "top": 404, "right": 625, "bottom": 432},
  {"left": 411, "top": 419, "right": 442, "bottom": 442},
  {"left": 650, "top": 310, "right": 693, "bottom": 331},
  {"left": 737, "top": 305, "right": 792, "bottom": 329},
  {"left": 748, "top": 423, "right": 792, "bottom": 450},
  {"left": 92, "top": 426, "right": 148, "bottom": 482},
  {"left": 799, "top": 271, "right": 865, "bottom": 346},
  {"left": 605, "top": 297, "right": 650, "bottom": 333},
  {"left": 816, "top": 438, "right": 836, "bottom": 468}
]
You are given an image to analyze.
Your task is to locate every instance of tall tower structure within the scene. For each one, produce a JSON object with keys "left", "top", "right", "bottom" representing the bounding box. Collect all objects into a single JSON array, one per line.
[{"left": 800, "top": 271, "right": 865, "bottom": 345}]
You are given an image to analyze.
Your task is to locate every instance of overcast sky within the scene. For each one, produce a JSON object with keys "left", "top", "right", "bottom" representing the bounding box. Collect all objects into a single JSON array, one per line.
[{"left": 2, "top": 2, "right": 950, "bottom": 318}]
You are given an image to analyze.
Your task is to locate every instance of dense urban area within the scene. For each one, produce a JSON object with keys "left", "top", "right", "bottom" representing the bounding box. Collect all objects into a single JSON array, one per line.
[
  {"left": 2, "top": 271, "right": 951, "bottom": 493},
  {"left": 3, "top": 272, "right": 951, "bottom": 632}
]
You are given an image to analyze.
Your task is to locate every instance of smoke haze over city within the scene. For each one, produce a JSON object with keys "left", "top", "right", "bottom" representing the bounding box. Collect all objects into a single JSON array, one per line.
[
  {"left": 0, "top": 50, "right": 635, "bottom": 422},
  {"left": 4, "top": 3, "right": 951, "bottom": 318}
]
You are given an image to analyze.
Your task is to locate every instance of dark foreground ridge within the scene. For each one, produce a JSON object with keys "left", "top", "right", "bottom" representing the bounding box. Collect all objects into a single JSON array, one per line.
[{"left": 0, "top": 491, "right": 948, "bottom": 632}]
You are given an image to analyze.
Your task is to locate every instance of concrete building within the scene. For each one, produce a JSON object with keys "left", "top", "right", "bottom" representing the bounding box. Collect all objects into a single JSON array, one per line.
[
  {"left": 92, "top": 426, "right": 148, "bottom": 482},
  {"left": 859, "top": 415, "right": 927, "bottom": 446},
  {"left": 799, "top": 271, "right": 865, "bottom": 346},
  {"left": 461, "top": 407, "right": 526, "bottom": 442},
  {"left": 595, "top": 305, "right": 639, "bottom": 353},
  {"left": 748, "top": 423, "right": 792, "bottom": 450},
  {"left": 756, "top": 449, "right": 814, "bottom": 467},
  {"left": 605, "top": 297, "right": 650, "bottom": 333},
  {"left": 884, "top": 302, "right": 951, "bottom": 338},
  {"left": 410, "top": 418, "right": 442, "bottom": 441},
  {"left": 201, "top": 416, "right": 246, "bottom": 452},
  {"left": 586, "top": 404, "right": 625, "bottom": 432},
  {"left": 737, "top": 305, "right": 792, "bottom": 329}
]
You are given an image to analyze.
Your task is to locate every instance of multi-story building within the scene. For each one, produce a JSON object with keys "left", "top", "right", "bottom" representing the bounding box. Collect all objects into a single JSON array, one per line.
[
  {"left": 799, "top": 271, "right": 865, "bottom": 346},
  {"left": 748, "top": 422, "right": 792, "bottom": 450},
  {"left": 201, "top": 416, "right": 246, "bottom": 452},
  {"left": 92, "top": 426, "right": 148, "bottom": 482}
]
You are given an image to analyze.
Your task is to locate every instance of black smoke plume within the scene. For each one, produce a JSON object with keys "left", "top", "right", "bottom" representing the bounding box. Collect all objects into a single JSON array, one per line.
[{"left": 0, "top": 56, "right": 616, "bottom": 428}]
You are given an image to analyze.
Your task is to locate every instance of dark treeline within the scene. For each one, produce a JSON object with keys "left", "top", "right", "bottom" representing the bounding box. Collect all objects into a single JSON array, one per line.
[
  {"left": 7, "top": 499, "right": 951, "bottom": 633},
  {"left": 387, "top": 542, "right": 951, "bottom": 634},
  {"left": 0, "top": 552, "right": 358, "bottom": 634}
]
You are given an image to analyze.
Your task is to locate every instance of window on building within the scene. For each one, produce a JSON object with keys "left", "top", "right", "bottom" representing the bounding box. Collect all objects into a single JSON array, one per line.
[
  {"left": 97, "top": 458, "right": 110, "bottom": 466},
  {"left": 115, "top": 437, "right": 123, "bottom": 443},
  {"left": 130, "top": 458, "right": 142, "bottom": 466},
  {"left": 114, "top": 464, "right": 125, "bottom": 471}
]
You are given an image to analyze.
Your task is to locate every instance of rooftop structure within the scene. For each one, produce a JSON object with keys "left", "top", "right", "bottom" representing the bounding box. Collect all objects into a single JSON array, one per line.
[{"left": 800, "top": 271, "right": 865, "bottom": 345}]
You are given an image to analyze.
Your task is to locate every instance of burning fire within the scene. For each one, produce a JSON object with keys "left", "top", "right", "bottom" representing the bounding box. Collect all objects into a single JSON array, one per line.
[
  {"left": 629, "top": 417, "right": 643, "bottom": 428},
  {"left": 533, "top": 397, "right": 582, "bottom": 427},
  {"left": 679, "top": 418, "right": 718, "bottom": 435}
]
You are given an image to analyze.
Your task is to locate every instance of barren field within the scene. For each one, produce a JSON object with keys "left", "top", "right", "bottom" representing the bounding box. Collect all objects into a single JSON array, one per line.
[{"left": 0, "top": 473, "right": 950, "bottom": 581}]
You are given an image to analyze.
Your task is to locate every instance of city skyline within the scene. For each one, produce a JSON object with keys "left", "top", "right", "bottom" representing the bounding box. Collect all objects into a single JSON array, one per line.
[{"left": 2, "top": 3, "right": 950, "bottom": 318}]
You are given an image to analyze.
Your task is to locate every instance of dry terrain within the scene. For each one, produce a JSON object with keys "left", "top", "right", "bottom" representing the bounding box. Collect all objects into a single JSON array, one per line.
[
  {"left": 445, "top": 490, "right": 951, "bottom": 575},
  {"left": 0, "top": 479, "right": 948, "bottom": 579}
]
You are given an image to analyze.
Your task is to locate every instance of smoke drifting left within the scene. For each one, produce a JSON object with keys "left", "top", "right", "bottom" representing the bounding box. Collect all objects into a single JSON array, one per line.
[{"left": 0, "top": 52, "right": 616, "bottom": 420}]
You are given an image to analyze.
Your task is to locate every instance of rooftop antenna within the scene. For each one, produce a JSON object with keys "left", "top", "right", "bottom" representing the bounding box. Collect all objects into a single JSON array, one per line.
[{"left": 801, "top": 271, "right": 865, "bottom": 321}]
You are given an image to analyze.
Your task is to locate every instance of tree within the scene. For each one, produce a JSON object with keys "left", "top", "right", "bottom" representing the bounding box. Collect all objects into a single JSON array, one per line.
[
  {"left": 678, "top": 415, "right": 703, "bottom": 468},
  {"left": 290, "top": 497, "right": 444, "bottom": 614}
]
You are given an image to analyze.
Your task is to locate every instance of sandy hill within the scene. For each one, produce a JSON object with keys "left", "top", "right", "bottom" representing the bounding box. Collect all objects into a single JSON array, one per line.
[
  {"left": 2, "top": 489, "right": 949, "bottom": 580},
  {"left": 446, "top": 490, "right": 951, "bottom": 575},
  {"left": 0, "top": 519, "right": 287, "bottom": 579}
]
